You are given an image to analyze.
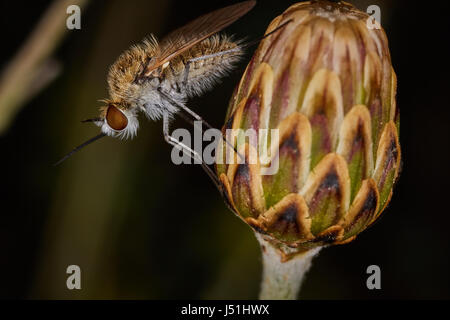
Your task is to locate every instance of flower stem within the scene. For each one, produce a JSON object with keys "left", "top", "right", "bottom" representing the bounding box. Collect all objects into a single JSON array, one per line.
[{"left": 256, "top": 234, "right": 321, "bottom": 300}]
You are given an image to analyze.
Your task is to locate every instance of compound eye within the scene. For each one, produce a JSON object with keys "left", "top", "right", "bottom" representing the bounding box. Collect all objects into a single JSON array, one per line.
[{"left": 106, "top": 105, "right": 128, "bottom": 131}]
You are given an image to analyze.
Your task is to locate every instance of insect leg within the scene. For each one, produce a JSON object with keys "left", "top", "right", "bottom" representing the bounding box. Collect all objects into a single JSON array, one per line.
[
  {"left": 163, "top": 111, "right": 222, "bottom": 191},
  {"left": 158, "top": 87, "right": 244, "bottom": 162}
]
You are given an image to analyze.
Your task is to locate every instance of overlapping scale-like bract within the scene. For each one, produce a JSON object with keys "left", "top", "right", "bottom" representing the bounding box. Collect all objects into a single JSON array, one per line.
[{"left": 217, "top": 1, "right": 400, "bottom": 260}]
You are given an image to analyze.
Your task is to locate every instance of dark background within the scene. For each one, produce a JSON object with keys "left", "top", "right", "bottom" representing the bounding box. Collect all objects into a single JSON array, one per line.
[{"left": 1, "top": 0, "right": 449, "bottom": 299}]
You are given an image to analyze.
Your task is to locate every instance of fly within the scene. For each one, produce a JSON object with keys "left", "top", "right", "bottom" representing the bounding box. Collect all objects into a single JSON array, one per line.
[{"left": 56, "top": 0, "right": 289, "bottom": 191}]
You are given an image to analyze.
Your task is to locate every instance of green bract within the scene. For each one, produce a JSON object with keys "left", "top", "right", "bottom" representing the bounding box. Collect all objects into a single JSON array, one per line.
[{"left": 217, "top": 1, "right": 400, "bottom": 260}]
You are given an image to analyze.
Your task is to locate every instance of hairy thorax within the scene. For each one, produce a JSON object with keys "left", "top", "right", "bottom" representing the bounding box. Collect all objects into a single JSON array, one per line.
[{"left": 106, "top": 34, "right": 243, "bottom": 120}]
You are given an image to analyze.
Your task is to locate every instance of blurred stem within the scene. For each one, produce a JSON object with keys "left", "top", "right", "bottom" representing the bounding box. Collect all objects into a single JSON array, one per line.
[
  {"left": 0, "top": 0, "right": 88, "bottom": 134},
  {"left": 256, "top": 234, "right": 321, "bottom": 300}
]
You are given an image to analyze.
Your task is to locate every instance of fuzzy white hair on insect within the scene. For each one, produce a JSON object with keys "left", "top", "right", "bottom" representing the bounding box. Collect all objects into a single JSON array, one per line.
[{"left": 99, "top": 108, "right": 139, "bottom": 140}]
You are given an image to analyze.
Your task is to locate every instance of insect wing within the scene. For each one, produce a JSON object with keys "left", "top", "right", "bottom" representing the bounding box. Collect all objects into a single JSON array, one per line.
[{"left": 145, "top": 0, "right": 256, "bottom": 75}]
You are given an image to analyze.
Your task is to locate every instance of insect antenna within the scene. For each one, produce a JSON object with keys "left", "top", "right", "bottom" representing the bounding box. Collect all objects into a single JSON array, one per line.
[
  {"left": 81, "top": 117, "right": 103, "bottom": 123},
  {"left": 53, "top": 133, "right": 107, "bottom": 166}
]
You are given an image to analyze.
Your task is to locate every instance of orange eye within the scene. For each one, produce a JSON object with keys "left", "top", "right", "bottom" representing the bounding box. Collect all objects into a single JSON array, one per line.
[{"left": 106, "top": 105, "right": 128, "bottom": 131}]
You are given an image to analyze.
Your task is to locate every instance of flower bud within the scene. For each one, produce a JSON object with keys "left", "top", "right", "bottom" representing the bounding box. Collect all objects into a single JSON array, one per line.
[{"left": 217, "top": 1, "right": 400, "bottom": 260}]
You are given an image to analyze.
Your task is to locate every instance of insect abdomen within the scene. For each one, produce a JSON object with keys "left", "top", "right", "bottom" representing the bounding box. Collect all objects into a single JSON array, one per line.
[{"left": 170, "top": 34, "right": 244, "bottom": 98}]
